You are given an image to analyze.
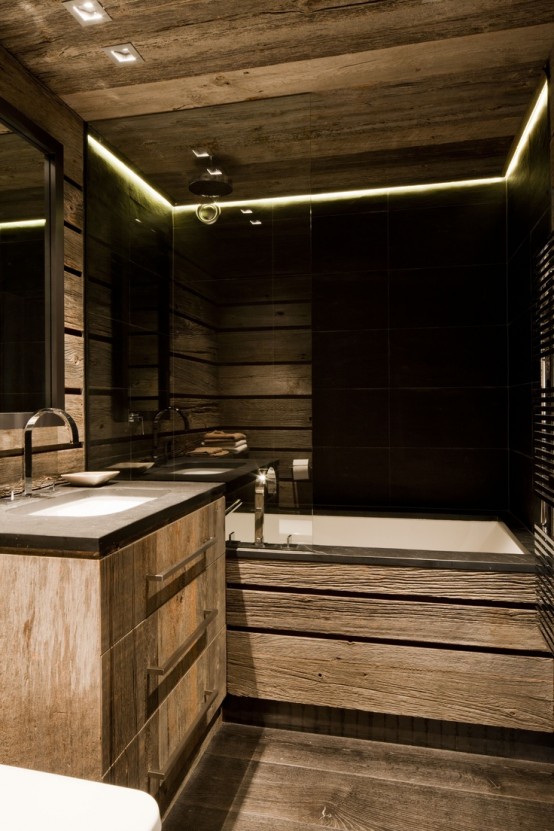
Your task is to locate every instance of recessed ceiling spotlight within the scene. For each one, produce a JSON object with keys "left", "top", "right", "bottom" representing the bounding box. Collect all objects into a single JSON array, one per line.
[
  {"left": 63, "top": 0, "right": 111, "bottom": 26},
  {"left": 240, "top": 209, "right": 253, "bottom": 214},
  {"left": 250, "top": 220, "right": 262, "bottom": 226},
  {"left": 206, "top": 164, "right": 223, "bottom": 176},
  {"left": 102, "top": 43, "right": 144, "bottom": 65},
  {"left": 192, "top": 148, "right": 210, "bottom": 158}
]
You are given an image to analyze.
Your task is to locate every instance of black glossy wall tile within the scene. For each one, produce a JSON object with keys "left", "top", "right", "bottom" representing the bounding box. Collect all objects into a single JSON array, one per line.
[
  {"left": 508, "top": 312, "right": 535, "bottom": 387},
  {"left": 390, "top": 448, "right": 509, "bottom": 510},
  {"left": 313, "top": 388, "right": 389, "bottom": 447},
  {"left": 509, "top": 450, "right": 539, "bottom": 531},
  {"left": 390, "top": 388, "right": 507, "bottom": 449},
  {"left": 389, "top": 200, "right": 506, "bottom": 269},
  {"left": 509, "top": 383, "right": 533, "bottom": 455},
  {"left": 313, "top": 271, "right": 388, "bottom": 331},
  {"left": 390, "top": 264, "right": 506, "bottom": 329},
  {"left": 312, "top": 211, "right": 388, "bottom": 273},
  {"left": 313, "top": 329, "right": 388, "bottom": 388},
  {"left": 507, "top": 238, "right": 531, "bottom": 325},
  {"left": 390, "top": 326, "right": 507, "bottom": 388},
  {"left": 313, "top": 447, "right": 390, "bottom": 508}
]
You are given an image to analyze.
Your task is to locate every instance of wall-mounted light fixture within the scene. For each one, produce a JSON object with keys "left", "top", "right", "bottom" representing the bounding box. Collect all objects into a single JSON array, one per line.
[
  {"left": 63, "top": 0, "right": 111, "bottom": 26},
  {"left": 102, "top": 43, "right": 144, "bottom": 65}
]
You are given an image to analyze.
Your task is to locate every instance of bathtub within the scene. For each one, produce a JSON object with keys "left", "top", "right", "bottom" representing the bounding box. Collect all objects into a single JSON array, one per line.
[{"left": 226, "top": 512, "right": 526, "bottom": 555}]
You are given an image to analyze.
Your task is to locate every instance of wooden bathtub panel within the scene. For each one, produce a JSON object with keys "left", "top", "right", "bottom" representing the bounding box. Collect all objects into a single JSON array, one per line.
[
  {"left": 227, "top": 631, "right": 554, "bottom": 732},
  {"left": 227, "top": 588, "right": 548, "bottom": 651},
  {"left": 226, "top": 560, "right": 536, "bottom": 603}
]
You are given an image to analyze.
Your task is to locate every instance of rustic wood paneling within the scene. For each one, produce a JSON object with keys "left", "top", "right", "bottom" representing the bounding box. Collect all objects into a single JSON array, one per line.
[
  {"left": 64, "top": 333, "right": 84, "bottom": 390},
  {"left": 106, "top": 629, "right": 226, "bottom": 809},
  {"left": 227, "top": 588, "right": 546, "bottom": 651},
  {"left": 171, "top": 355, "right": 219, "bottom": 397},
  {"left": 103, "top": 555, "right": 225, "bottom": 769},
  {"left": 226, "top": 560, "right": 536, "bottom": 604},
  {"left": 63, "top": 225, "right": 83, "bottom": 274},
  {"left": 218, "top": 365, "right": 311, "bottom": 397},
  {"left": 0, "top": 551, "right": 102, "bottom": 777},
  {"left": 101, "top": 499, "right": 225, "bottom": 650},
  {"left": 62, "top": 24, "right": 554, "bottom": 123},
  {"left": 163, "top": 723, "right": 554, "bottom": 831},
  {"left": 218, "top": 330, "right": 311, "bottom": 364},
  {"left": 64, "top": 270, "right": 84, "bottom": 331},
  {"left": 220, "top": 303, "right": 311, "bottom": 330},
  {"left": 63, "top": 180, "right": 84, "bottom": 229},
  {"left": 227, "top": 631, "right": 553, "bottom": 732},
  {"left": 173, "top": 281, "right": 218, "bottom": 329},
  {"left": 219, "top": 399, "right": 311, "bottom": 429}
]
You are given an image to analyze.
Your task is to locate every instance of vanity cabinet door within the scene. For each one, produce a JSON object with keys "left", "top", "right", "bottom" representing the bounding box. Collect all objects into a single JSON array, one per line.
[
  {"left": 105, "top": 627, "right": 226, "bottom": 812},
  {"left": 102, "top": 555, "right": 225, "bottom": 769},
  {"left": 101, "top": 498, "right": 225, "bottom": 649}
]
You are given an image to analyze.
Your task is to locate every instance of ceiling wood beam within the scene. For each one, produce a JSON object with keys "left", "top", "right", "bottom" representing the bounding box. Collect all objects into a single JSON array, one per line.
[{"left": 63, "top": 25, "right": 554, "bottom": 122}]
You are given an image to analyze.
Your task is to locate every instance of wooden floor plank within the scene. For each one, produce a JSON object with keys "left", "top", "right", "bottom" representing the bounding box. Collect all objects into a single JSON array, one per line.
[
  {"left": 204, "top": 724, "right": 554, "bottom": 804},
  {"left": 164, "top": 725, "right": 554, "bottom": 831}
]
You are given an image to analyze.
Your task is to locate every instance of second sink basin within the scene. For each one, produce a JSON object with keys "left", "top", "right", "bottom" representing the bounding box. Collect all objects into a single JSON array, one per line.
[{"left": 31, "top": 494, "right": 156, "bottom": 518}]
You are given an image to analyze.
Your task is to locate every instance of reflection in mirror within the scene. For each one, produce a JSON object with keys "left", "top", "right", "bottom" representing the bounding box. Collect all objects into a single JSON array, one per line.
[{"left": 0, "top": 101, "right": 63, "bottom": 428}]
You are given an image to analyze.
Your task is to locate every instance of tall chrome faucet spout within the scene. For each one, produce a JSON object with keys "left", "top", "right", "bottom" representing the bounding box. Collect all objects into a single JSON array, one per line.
[
  {"left": 152, "top": 406, "right": 189, "bottom": 461},
  {"left": 23, "top": 408, "right": 80, "bottom": 496},
  {"left": 254, "top": 470, "right": 267, "bottom": 545}
]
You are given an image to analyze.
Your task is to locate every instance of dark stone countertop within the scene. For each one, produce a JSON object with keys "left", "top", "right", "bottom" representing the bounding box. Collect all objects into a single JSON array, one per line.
[{"left": 0, "top": 480, "right": 224, "bottom": 557}]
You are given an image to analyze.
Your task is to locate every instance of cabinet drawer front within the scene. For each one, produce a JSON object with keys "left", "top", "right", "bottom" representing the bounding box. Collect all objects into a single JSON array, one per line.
[
  {"left": 227, "top": 631, "right": 553, "bottom": 733},
  {"left": 103, "top": 555, "right": 225, "bottom": 769},
  {"left": 226, "top": 558, "right": 536, "bottom": 603},
  {"left": 227, "top": 588, "right": 546, "bottom": 651},
  {"left": 105, "top": 628, "right": 226, "bottom": 806},
  {"left": 102, "top": 498, "right": 225, "bottom": 649}
]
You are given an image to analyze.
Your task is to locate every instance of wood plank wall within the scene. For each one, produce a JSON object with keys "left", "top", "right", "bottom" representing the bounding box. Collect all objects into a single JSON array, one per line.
[
  {"left": 215, "top": 207, "right": 313, "bottom": 509},
  {"left": 171, "top": 212, "right": 221, "bottom": 450},
  {"left": 0, "top": 45, "right": 85, "bottom": 495}
]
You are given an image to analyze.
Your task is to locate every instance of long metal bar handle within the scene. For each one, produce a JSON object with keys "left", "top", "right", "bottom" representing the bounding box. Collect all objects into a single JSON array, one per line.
[
  {"left": 148, "top": 689, "right": 219, "bottom": 781},
  {"left": 146, "top": 610, "right": 218, "bottom": 677},
  {"left": 225, "top": 498, "right": 243, "bottom": 516},
  {"left": 146, "top": 535, "right": 216, "bottom": 583}
]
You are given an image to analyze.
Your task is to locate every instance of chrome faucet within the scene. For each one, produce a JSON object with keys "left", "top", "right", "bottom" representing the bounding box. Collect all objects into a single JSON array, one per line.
[
  {"left": 152, "top": 406, "right": 189, "bottom": 461},
  {"left": 254, "top": 470, "right": 267, "bottom": 545},
  {"left": 23, "top": 408, "right": 79, "bottom": 496}
]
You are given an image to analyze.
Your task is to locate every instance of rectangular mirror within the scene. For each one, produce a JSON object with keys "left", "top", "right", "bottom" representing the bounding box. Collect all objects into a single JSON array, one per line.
[{"left": 0, "top": 96, "right": 64, "bottom": 428}]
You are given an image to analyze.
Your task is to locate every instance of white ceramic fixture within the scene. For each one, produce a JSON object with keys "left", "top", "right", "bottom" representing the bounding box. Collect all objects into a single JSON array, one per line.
[
  {"left": 0, "top": 764, "right": 162, "bottom": 831},
  {"left": 61, "top": 471, "right": 120, "bottom": 487},
  {"left": 31, "top": 494, "right": 155, "bottom": 518}
]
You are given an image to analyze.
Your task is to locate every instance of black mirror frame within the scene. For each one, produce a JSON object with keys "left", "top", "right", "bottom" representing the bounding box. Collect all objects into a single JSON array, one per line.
[{"left": 0, "top": 96, "right": 64, "bottom": 429}]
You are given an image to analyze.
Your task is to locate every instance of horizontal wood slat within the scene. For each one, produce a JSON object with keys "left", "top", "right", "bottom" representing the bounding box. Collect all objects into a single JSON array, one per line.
[
  {"left": 227, "top": 630, "right": 554, "bottom": 732},
  {"left": 226, "top": 588, "right": 547, "bottom": 651},
  {"left": 226, "top": 559, "right": 537, "bottom": 604}
]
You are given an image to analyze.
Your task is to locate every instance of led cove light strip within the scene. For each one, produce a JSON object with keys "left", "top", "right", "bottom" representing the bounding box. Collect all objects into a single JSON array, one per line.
[
  {"left": 87, "top": 135, "right": 173, "bottom": 209},
  {"left": 0, "top": 219, "right": 46, "bottom": 229},
  {"left": 505, "top": 80, "right": 548, "bottom": 178},
  {"left": 89, "top": 78, "right": 548, "bottom": 214}
]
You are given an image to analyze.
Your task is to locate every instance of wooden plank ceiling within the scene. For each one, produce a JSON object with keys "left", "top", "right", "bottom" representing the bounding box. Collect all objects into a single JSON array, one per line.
[{"left": 0, "top": 1, "right": 553, "bottom": 201}]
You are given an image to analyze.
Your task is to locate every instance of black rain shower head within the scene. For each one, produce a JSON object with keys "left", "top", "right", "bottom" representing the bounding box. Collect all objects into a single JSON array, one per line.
[{"left": 188, "top": 170, "right": 233, "bottom": 198}]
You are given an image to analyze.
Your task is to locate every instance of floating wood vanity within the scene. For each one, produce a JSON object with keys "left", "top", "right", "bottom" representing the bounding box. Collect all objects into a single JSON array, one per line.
[
  {"left": 0, "top": 482, "right": 226, "bottom": 814},
  {"left": 226, "top": 543, "right": 554, "bottom": 734}
]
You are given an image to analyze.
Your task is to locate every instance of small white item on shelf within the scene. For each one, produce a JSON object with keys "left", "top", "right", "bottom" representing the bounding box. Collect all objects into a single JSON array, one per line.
[
  {"left": 61, "top": 471, "right": 120, "bottom": 487},
  {"left": 292, "top": 458, "right": 311, "bottom": 481}
]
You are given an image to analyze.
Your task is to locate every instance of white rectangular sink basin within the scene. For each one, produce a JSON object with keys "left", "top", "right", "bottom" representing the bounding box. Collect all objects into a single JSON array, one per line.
[
  {"left": 31, "top": 494, "right": 156, "bottom": 518},
  {"left": 178, "top": 467, "right": 234, "bottom": 475}
]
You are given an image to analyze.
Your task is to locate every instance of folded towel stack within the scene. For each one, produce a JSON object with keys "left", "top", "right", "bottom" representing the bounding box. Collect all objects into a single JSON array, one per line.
[{"left": 187, "top": 430, "right": 248, "bottom": 457}]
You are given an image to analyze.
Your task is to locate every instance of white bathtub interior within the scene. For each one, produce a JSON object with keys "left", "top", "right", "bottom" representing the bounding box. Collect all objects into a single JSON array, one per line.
[{"left": 226, "top": 512, "right": 526, "bottom": 554}]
